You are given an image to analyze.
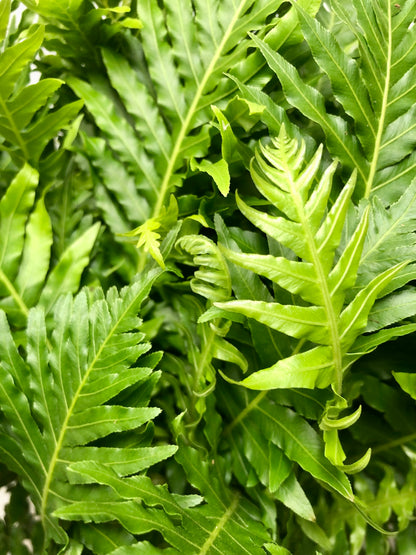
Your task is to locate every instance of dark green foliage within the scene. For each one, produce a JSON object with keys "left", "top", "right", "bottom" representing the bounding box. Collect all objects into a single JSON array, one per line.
[{"left": 0, "top": 1, "right": 415, "bottom": 553}]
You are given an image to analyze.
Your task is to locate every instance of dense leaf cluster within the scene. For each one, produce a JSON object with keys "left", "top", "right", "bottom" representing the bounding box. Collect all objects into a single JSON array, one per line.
[{"left": 0, "top": 0, "right": 416, "bottom": 553}]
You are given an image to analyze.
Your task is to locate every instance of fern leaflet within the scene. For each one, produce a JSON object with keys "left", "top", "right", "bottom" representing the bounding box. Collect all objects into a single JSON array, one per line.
[
  {"left": 0, "top": 164, "right": 100, "bottom": 328},
  {"left": 248, "top": 0, "right": 416, "bottom": 202},
  {"left": 0, "top": 16, "right": 81, "bottom": 166},
  {"left": 205, "top": 128, "right": 416, "bottom": 471},
  {"left": 0, "top": 269, "right": 176, "bottom": 549},
  {"left": 55, "top": 442, "right": 278, "bottom": 554}
]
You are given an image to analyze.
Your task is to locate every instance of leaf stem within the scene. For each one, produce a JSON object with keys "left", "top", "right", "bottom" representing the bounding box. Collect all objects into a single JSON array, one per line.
[
  {"left": 0, "top": 267, "right": 29, "bottom": 317},
  {"left": 372, "top": 431, "right": 416, "bottom": 454},
  {"left": 223, "top": 340, "right": 306, "bottom": 436},
  {"left": 280, "top": 146, "right": 343, "bottom": 394},
  {"left": 224, "top": 390, "right": 268, "bottom": 437}
]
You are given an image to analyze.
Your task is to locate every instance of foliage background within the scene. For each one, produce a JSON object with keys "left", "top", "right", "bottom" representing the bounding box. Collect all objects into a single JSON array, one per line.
[{"left": 0, "top": 0, "right": 415, "bottom": 553}]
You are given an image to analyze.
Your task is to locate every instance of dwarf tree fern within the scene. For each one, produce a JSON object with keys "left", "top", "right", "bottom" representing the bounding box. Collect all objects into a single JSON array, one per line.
[{"left": 0, "top": 1, "right": 416, "bottom": 553}]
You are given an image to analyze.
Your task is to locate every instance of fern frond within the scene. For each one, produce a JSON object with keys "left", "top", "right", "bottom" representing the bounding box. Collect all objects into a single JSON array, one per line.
[
  {"left": 158, "top": 235, "right": 247, "bottom": 432},
  {"left": 67, "top": 1, "right": 321, "bottom": 245},
  {"left": 219, "top": 384, "right": 353, "bottom": 502},
  {"left": 207, "top": 129, "right": 416, "bottom": 471},
  {"left": 353, "top": 180, "right": 416, "bottom": 285},
  {"left": 177, "top": 235, "right": 231, "bottom": 303},
  {"left": 156, "top": 291, "right": 247, "bottom": 440},
  {"left": 120, "top": 196, "right": 179, "bottom": 270},
  {"left": 0, "top": 164, "right": 99, "bottom": 327},
  {"left": 0, "top": 20, "right": 82, "bottom": 166},
  {"left": 0, "top": 269, "right": 175, "bottom": 548},
  {"left": 213, "top": 130, "right": 397, "bottom": 390},
  {"left": 249, "top": 0, "right": 416, "bottom": 202},
  {"left": 55, "top": 443, "right": 279, "bottom": 554}
]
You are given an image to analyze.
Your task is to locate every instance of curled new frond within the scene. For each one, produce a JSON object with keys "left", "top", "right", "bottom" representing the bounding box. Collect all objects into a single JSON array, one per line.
[{"left": 177, "top": 234, "right": 231, "bottom": 303}]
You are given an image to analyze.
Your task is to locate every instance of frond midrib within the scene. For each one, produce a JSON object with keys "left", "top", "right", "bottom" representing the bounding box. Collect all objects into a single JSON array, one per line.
[
  {"left": 151, "top": 0, "right": 250, "bottom": 220},
  {"left": 0, "top": 91, "right": 30, "bottom": 159},
  {"left": 364, "top": 1, "right": 392, "bottom": 198},
  {"left": 0, "top": 268, "right": 29, "bottom": 317},
  {"left": 198, "top": 492, "right": 240, "bottom": 555},
  {"left": 281, "top": 151, "right": 344, "bottom": 394},
  {"left": 40, "top": 288, "right": 143, "bottom": 525}
]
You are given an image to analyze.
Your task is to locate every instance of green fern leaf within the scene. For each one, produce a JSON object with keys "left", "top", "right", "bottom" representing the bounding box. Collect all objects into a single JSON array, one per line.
[
  {"left": 55, "top": 444, "right": 279, "bottom": 554},
  {"left": 22, "top": 0, "right": 84, "bottom": 21},
  {"left": 247, "top": 33, "right": 366, "bottom": 185},
  {"left": 20, "top": 0, "right": 145, "bottom": 77},
  {"left": 67, "top": 0, "right": 321, "bottom": 255},
  {"left": 208, "top": 129, "right": 416, "bottom": 473},
  {"left": 124, "top": 220, "right": 165, "bottom": 270},
  {"left": 37, "top": 222, "right": 100, "bottom": 314},
  {"left": 157, "top": 291, "right": 246, "bottom": 439},
  {"left": 14, "top": 194, "right": 53, "bottom": 306},
  {"left": 177, "top": 235, "right": 231, "bottom": 303},
  {"left": 219, "top": 384, "right": 353, "bottom": 501},
  {"left": 0, "top": 163, "right": 38, "bottom": 286},
  {"left": 250, "top": 0, "right": 416, "bottom": 201},
  {"left": 394, "top": 371, "right": 416, "bottom": 401},
  {"left": 0, "top": 164, "right": 99, "bottom": 327},
  {"left": 0, "top": 269, "right": 175, "bottom": 548},
  {"left": 171, "top": 235, "right": 248, "bottom": 424},
  {"left": 0, "top": 22, "right": 82, "bottom": 165},
  {"left": 354, "top": 180, "right": 416, "bottom": 285},
  {"left": 227, "top": 403, "right": 315, "bottom": 521},
  {"left": 213, "top": 131, "right": 390, "bottom": 391},
  {"left": 213, "top": 214, "right": 293, "bottom": 370}
]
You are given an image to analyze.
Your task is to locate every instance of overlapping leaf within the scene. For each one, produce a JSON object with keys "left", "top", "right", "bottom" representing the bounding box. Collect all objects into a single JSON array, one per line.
[
  {"left": 248, "top": 0, "right": 416, "bottom": 202},
  {"left": 66, "top": 0, "right": 321, "bottom": 267},
  {"left": 55, "top": 442, "right": 279, "bottom": 554},
  {"left": 218, "top": 383, "right": 353, "bottom": 501},
  {"left": 0, "top": 269, "right": 176, "bottom": 548},
  {"left": 0, "top": 7, "right": 82, "bottom": 165},
  {"left": 0, "top": 163, "right": 100, "bottom": 328}
]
